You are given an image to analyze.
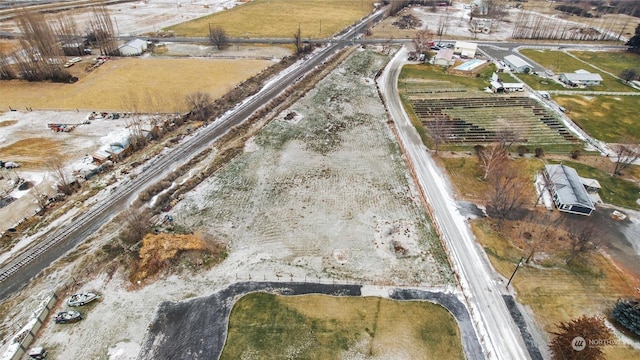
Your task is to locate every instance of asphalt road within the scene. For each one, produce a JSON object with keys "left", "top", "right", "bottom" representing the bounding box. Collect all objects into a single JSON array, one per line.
[
  {"left": 138, "top": 282, "right": 483, "bottom": 360},
  {"left": 378, "top": 46, "right": 531, "bottom": 360},
  {"left": 0, "top": 9, "right": 387, "bottom": 302}
]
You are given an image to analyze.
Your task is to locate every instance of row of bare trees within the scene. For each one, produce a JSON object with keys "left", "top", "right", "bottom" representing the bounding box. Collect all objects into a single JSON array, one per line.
[
  {"left": 512, "top": 10, "right": 627, "bottom": 41},
  {"left": 0, "top": 7, "right": 117, "bottom": 82}
]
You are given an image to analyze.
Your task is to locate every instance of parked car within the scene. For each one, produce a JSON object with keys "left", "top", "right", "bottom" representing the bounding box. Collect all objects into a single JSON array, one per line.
[{"left": 28, "top": 346, "right": 47, "bottom": 359}]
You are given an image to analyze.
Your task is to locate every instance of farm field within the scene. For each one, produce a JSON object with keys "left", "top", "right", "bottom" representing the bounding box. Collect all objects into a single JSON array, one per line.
[
  {"left": 4, "top": 48, "right": 456, "bottom": 360},
  {"left": 518, "top": 49, "right": 638, "bottom": 92},
  {"left": 570, "top": 50, "right": 640, "bottom": 79},
  {"left": 0, "top": 57, "right": 274, "bottom": 113},
  {"left": 166, "top": 0, "right": 375, "bottom": 38},
  {"left": 398, "top": 64, "right": 580, "bottom": 153},
  {"left": 553, "top": 95, "right": 640, "bottom": 143},
  {"left": 222, "top": 293, "right": 464, "bottom": 359}
]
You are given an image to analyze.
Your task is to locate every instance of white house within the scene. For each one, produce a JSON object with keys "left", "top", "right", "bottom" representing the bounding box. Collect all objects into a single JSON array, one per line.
[
  {"left": 118, "top": 39, "right": 148, "bottom": 56},
  {"left": 453, "top": 41, "right": 477, "bottom": 58},
  {"left": 503, "top": 55, "right": 533, "bottom": 73},
  {"left": 544, "top": 164, "right": 595, "bottom": 216},
  {"left": 559, "top": 70, "right": 603, "bottom": 87},
  {"left": 433, "top": 48, "right": 455, "bottom": 67},
  {"left": 489, "top": 72, "right": 524, "bottom": 93}
]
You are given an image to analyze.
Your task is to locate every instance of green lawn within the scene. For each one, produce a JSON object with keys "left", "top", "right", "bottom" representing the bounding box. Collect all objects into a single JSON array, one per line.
[
  {"left": 547, "top": 159, "right": 640, "bottom": 210},
  {"left": 517, "top": 73, "right": 569, "bottom": 91},
  {"left": 553, "top": 95, "right": 640, "bottom": 142},
  {"left": 166, "top": 0, "right": 374, "bottom": 38},
  {"left": 570, "top": 50, "right": 640, "bottom": 79},
  {"left": 519, "top": 49, "right": 637, "bottom": 92},
  {"left": 221, "top": 292, "right": 464, "bottom": 359}
]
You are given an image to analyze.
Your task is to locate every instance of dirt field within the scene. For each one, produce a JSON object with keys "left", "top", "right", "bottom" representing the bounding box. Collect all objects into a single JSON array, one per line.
[
  {"left": 0, "top": 57, "right": 275, "bottom": 113},
  {"left": 0, "top": 48, "right": 455, "bottom": 360}
]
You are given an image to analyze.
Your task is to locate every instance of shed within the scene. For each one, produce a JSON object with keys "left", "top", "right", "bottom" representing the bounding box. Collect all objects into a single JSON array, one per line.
[
  {"left": 433, "top": 48, "right": 455, "bottom": 67},
  {"left": 544, "top": 164, "right": 595, "bottom": 216},
  {"left": 503, "top": 55, "right": 533, "bottom": 73},
  {"left": 118, "top": 39, "right": 148, "bottom": 56},
  {"left": 559, "top": 71, "right": 603, "bottom": 87},
  {"left": 453, "top": 41, "right": 477, "bottom": 58}
]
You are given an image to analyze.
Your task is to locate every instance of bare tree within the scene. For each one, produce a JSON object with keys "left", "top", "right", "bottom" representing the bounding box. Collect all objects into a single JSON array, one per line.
[
  {"left": 30, "top": 184, "right": 50, "bottom": 215},
  {"left": 47, "top": 156, "right": 72, "bottom": 195},
  {"left": 487, "top": 165, "right": 529, "bottom": 227},
  {"left": 0, "top": 51, "right": 17, "bottom": 79},
  {"left": 87, "top": 6, "right": 119, "bottom": 56},
  {"left": 209, "top": 24, "right": 228, "bottom": 50},
  {"left": 520, "top": 212, "right": 559, "bottom": 263},
  {"left": 121, "top": 208, "right": 151, "bottom": 245},
  {"left": 413, "top": 29, "right": 434, "bottom": 54},
  {"left": 612, "top": 138, "right": 640, "bottom": 176},
  {"left": 185, "top": 91, "right": 214, "bottom": 121},
  {"left": 475, "top": 144, "right": 508, "bottom": 180},
  {"left": 429, "top": 115, "right": 450, "bottom": 154},
  {"left": 565, "top": 221, "right": 601, "bottom": 264}
]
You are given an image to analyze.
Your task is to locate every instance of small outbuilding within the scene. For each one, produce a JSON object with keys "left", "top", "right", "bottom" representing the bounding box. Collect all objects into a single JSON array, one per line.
[
  {"left": 453, "top": 41, "right": 477, "bottom": 58},
  {"left": 544, "top": 164, "right": 596, "bottom": 216},
  {"left": 503, "top": 55, "right": 533, "bottom": 74},
  {"left": 118, "top": 38, "right": 148, "bottom": 56}
]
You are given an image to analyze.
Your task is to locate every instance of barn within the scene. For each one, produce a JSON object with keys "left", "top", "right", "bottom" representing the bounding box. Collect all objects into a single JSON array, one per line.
[
  {"left": 544, "top": 164, "right": 595, "bottom": 216},
  {"left": 503, "top": 55, "right": 533, "bottom": 74},
  {"left": 118, "top": 39, "right": 148, "bottom": 56}
]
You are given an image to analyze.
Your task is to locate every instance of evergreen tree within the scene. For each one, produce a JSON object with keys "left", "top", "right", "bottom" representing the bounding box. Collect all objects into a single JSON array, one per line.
[
  {"left": 612, "top": 298, "right": 640, "bottom": 336},
  {"left": 626, "top": 24, "right": 640, "bottom": 53}
]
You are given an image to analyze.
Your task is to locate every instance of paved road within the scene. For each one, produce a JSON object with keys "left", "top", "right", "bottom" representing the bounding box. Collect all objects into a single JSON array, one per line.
[
  {"left": 378, "top": 46, "right": 531, "bottom": 360},
  {"left": 138, "top": 282, "right": 483, "bottom": 360},
  {"left": 0, "top": 9, "right": 387, "bottom": 302}
]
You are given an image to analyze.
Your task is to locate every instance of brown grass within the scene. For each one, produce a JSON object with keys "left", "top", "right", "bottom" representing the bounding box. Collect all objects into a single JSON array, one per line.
[
  {"left": 0, "top": 57, "right": 273, "bottom": 112},
  {"left": 472, "top": 219, "right": 640, "bottom": 358},
  {"left": 167, "top": 0, "right": 374, "bottom": 38},
  {"left": 0, "top": 138, "right": 63, "bottom": 168},
  {"left": 0, "top": 120, "right": 17, "bottom": 127}
]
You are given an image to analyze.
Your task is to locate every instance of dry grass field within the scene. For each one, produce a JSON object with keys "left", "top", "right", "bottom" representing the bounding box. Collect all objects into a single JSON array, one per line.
[
  {"left": 0, "top": 57, "right": 273, "bottom": 112},
  {"left": 167, "top": 0, "right": 375, "bottom": 38}
]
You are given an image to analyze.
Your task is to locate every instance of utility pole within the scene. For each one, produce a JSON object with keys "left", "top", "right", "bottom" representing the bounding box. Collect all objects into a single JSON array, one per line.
[{"left": 506, "top": 257, "right": 524, "bottom": 290}]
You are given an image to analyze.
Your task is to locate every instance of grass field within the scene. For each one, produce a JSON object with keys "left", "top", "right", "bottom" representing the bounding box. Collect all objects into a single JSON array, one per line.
[
  {"left": 570, "top": 50, "right": 640, "bottom": 79},
  {"left": 472, "top": 220, "right": 640, "bottom": 359},
  {"left": 167, "top": 0, "right": 374, "bottom": 38},
  {"left": 221, "top": 293, "right": 464, "bottom": 359},
  {"left": 519, "top": 49, "right": 637, "bottom": 92},
  {"left": 553, "top": 95, "right": 640, "bottom": 143},
  {"left": 0, "top": 57, "right": 272, "bottom": 112}
]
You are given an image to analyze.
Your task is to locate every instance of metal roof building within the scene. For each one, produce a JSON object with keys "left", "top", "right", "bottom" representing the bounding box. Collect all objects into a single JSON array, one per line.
[
  {"left": 544, "top": 164, "right": 595, "bottom": 216},
  {"left": 503, "top": 55, "right": 533, "bottom": 73}
]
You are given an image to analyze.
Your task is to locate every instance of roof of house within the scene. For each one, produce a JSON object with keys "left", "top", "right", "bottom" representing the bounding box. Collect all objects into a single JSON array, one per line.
[
  {"left": 454, "top": 41, "right": 478, "bottom": 50},
  {"left": 435, "top": 48, "right": 454, "bottom": 60},
  {"left": 119, "top": 38, "right": 146, "bottom": 51},
  {"left": 560, "top": 72, "right": 603, "bottom": 82},
  {"left": 546, "top": 164, "right": 595, "bottom": 209},
  {"left": 503, "top": 55, "right": 532, "bottom": 69}
]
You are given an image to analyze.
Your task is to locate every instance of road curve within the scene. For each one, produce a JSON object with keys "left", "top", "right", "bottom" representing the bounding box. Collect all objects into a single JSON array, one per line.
[
  {"left": 378, "top": 46, "right": 531, "bottom": 360},
  {"left": 137, "top": 282, "right": 483, "bottom": 360},
  {"left": 0, "top": 9, "right": 387, "bottom": 302}
]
